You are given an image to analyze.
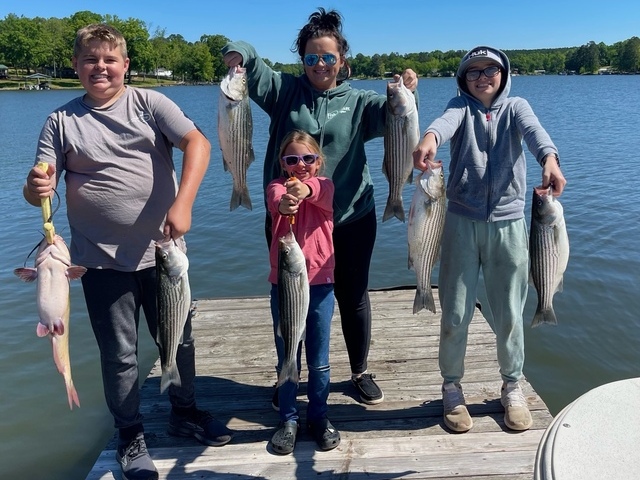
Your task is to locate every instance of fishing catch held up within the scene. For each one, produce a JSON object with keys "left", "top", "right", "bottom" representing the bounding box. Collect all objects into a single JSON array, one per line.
[{"left": 14, "top": 234, "right": 87, "bottom": 410}]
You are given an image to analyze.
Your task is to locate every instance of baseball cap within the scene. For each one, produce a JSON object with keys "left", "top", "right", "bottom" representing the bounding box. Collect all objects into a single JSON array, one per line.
[{"left": 458, "top": 46, "right": 505, "bottom": 75}]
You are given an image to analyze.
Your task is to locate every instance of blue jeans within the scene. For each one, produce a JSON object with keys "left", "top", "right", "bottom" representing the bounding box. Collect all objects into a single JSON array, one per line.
[
  {"left": 81, "top": 267, "right": 196, "bottom": 430},
  {"left": 270, "top": 283, "right": 335, "bottom": 424},
  {"left": 438, "top": 213, "right": 528, "bottom": 384}
]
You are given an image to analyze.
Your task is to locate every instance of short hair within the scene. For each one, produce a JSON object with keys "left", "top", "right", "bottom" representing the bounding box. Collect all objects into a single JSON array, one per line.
[{"left": 74, "top": 24, "right": 127, "bottom": 58}]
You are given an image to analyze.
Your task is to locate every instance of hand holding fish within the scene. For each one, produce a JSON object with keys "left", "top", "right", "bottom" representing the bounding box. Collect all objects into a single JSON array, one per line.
[
  {"left": 24, "top": 163, "right": 56, "bottom": 207},
  {"left": 284, "top": 177, "right": 311, "bottom": 202},
  {"left": 223, "top": 52, "right": 243, "bottom": 68},
  {"left": 396, "top": 68, "right": 418, "bottom": 92},
  {"left": 164, "top": 201, "right": 192, "bottom": 240},
  {"left": 279, "top": 193, "right": 300, "bottom": 215},
  {"left": 541, "top": 154, "right": 567, "bottom": 196},
  {"left": 412, "top": 132, "right": 439, "bottom": 172}
]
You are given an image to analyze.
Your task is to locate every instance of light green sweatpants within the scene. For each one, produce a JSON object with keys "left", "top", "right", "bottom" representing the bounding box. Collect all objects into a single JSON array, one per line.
[{"left": 438, "top": 212, "right": 529, "bottom": 384}]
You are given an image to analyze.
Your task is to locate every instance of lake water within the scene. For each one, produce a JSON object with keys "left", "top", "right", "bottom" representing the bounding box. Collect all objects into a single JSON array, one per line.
[{"left": 1, "top": 75, "right": 639, "bottom": 479}]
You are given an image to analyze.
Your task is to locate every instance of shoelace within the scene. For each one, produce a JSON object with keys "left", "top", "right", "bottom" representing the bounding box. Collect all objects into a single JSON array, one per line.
[
  {"left": 442, "top": 384, "right": 465, "bottom": 412},
  {"left": 123, "top": 438, "right": 147, "bottom": 460},
  {"left": 503, "top": 383, "right": 527, "bottom": 407}
]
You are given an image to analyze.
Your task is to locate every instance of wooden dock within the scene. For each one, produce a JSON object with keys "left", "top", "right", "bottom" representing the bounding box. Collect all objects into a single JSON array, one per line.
[{"left": 87, "top": 287, "right": 552, "bottom": 479}]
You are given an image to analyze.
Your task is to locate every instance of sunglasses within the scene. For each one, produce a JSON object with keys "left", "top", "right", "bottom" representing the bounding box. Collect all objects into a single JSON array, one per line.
[
  {"left": 282, "top": 154, "right": 319, "bottom": 166},
  {"left": 303, "top": 53, "right": 338, "bottom": 67},
  {"left": 465, "top": 65, "right": 502, "bottom": 81}
]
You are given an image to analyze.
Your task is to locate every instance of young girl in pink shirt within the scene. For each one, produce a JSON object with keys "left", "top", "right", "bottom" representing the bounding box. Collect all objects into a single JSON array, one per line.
[{"left": 266, "top": 130, "right": 339, "bottom": 455}]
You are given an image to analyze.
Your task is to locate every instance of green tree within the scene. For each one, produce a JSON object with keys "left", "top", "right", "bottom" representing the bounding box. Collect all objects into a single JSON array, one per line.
[
  {"left": 200, "top": 34, "right": 231, "bottom": 80},
  {"left": 618, "top": 37, "right": 640, "bottom": 72}
]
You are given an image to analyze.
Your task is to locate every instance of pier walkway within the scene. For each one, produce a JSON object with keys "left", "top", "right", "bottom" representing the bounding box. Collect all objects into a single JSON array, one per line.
[{"left": 87, "top": 287, "right": 552, "bottom": 479}]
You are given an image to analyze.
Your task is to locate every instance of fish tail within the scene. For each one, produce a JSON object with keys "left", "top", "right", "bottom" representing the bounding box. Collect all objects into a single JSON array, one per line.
[
  {"left": 382, "top": 199, "right": 405, "bottom": 223},
  {"left": 230, "top": 185, "right": 253, "bottom": 211},
  {"left": 160, "top": 364, "right": 182, "bottom": 393},
  {"left": 413, "top": 287, "right": 436, "bottom": 314},
  {"left": 276, "top": 360, "right": 299, "bottom": 388},
  {"left": 65, "top": 379, "right": 80, "bottom": 410},
  {"left": 531, "top": 306, "right": 558, "bottom": 327}
]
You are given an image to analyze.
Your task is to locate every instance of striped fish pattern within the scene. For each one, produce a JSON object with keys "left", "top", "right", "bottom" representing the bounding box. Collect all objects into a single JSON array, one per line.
[
  {"left": 218, "top": 65, "right": 255, "bottom": 211},
  {"left": 529, "top": 186, "right": 569, "bottom": 327},
  {"left": 382, "top": 76, "right": 420, "bottom": 222},
  {"left": 276, "top": 230, "right": 309, "bottom": 387},
  {"left": 155, "top": 237, "right": 191, "bottom": 393},
  {"left": 407, "top": 162, "right": 446, "bottom": 314}
]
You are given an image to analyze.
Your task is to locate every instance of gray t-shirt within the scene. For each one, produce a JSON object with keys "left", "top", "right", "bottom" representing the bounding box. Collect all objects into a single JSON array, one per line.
[{"left": 35, "top": 87, "right": 198, "bottom": 271}]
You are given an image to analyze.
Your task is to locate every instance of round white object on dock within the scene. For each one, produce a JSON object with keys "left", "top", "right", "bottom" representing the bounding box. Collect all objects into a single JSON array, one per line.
[{"left": 534, "top": 377, "right": 640, "bottom": 479}]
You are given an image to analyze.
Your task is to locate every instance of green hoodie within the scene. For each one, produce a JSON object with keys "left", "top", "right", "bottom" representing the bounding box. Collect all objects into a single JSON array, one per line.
[{"left": 222, "top": 40, "right": 417, "bottom": 226}]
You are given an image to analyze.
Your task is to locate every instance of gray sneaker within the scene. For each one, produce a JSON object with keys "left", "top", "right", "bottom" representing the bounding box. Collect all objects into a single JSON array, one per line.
[
  {"left": 116, "top": 433, "right": 158, "bottom": 480},
  {"left": 442, "top": 382, "right": 473, "bottom": 433},
  {"left": 501, "top": 381, "right": 533, "bottom": 431}
]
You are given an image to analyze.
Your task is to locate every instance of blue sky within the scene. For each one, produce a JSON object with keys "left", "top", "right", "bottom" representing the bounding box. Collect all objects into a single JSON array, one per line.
[{"left": 2, "top": 0, "right": 638, "bottom": 64}]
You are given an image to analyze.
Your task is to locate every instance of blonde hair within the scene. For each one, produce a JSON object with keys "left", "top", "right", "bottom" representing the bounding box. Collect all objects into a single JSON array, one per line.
[
  {"left": 278, "top": 130, "right": 325, "bottom": 176},
  {"left": 74, "top": 24, "right": 127, "bottom": 58}
]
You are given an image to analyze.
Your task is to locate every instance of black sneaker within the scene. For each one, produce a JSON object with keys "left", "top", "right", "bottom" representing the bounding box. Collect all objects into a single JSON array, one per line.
[
  {"left": 116, "top": 433, "right": 158, "bottom": 480},
  {"left": 352, "top": 373, "right": 384, "bottom": 404},
  {"left": 307, "top": 417, "right": 341, "bottom": 451},
  {"left": 270, "top": 420, "right": 298, "bottom": 455},
  {"left": 168, "top": 408, "right": 232, "bottom": 446},
  {"left": 272, "top": 386, "right": 279, "bottom": 411}
]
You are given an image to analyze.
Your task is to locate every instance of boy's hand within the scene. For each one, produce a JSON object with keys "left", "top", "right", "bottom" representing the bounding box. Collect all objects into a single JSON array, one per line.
[
  {"left": 413, "top": 132, "right": 438, "bottom": 171},
  {"left": 24, "top": 163, "right": 56, "bottom": 206},
  {"left": 396, "top": 69, "right": 418, "bottom": 92},
  {"left": 542, "top": 154, "right": 567, "bottom": 196},
  {"left": 164, "top": 201, "right": 192, "bottom": 239}
]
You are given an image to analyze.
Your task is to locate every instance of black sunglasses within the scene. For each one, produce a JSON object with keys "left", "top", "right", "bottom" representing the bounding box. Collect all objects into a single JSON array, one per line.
[
  {"left": 282, "top": 154, "right": 319, "bottom": 166},
  {"left": 465, "top": 65, "right": 502, "bottom": 81},
  {"left": 303, "top": 53, "right": 338, "bottom": 67}
]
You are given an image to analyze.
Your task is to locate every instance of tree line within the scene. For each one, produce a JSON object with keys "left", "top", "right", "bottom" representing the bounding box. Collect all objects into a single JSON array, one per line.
[{"left": 1, "top": 11, "right": 639, "bottom": 83}]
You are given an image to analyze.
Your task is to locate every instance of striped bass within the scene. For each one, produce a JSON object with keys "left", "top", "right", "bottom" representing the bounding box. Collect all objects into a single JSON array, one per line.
[
  {"left": 14, "top": 234, "right": 86, "bottom": 409},
  {"left": 276, "top": 230, "right": 309, "bottom": 387},
  {"left": 407, "top": 162, "right": 446, "bottom": 314},
  {"left": 155, "top": 237, "right": 191, "bottom": 393},
  {"left": 382, "top": 75, "right": 420, "bottom": 222},
  {"left": 529, "top": 186, "right": 569, "bottom": 327},
  {"left": 218, "top": 65, "right": 255, "bottom": 211}
]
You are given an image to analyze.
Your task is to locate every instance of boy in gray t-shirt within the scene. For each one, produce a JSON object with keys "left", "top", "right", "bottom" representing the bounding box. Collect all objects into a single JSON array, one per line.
[{"left": 22, "top": 23, "right": 230, "bottom": 480}]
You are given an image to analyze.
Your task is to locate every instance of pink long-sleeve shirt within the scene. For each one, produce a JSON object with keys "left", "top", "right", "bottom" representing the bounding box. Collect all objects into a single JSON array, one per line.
[{"left": 266, "top": 176, "right": 335, "bottom": 285}]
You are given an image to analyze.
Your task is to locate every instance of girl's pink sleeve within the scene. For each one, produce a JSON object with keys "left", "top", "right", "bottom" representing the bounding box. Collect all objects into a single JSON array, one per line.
[
  {"left": 304, "top": 177, "right": 334, "bottom": 214},
  {"left": 266, "top": 179, "right": 286, "bottom": 216}
]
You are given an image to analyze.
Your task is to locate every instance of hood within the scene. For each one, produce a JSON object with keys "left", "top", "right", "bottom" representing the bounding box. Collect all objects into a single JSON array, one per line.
[{"left": 456, "top": 45, "right": 511, "bottom": 103}]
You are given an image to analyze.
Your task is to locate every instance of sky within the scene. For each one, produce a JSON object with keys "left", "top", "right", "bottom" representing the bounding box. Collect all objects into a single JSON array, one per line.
[{"left": 2, "top": 0, "right": 638, "bottom": 64}]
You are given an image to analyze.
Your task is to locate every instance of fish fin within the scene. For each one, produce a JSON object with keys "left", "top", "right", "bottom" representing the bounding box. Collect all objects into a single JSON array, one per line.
[
  {"left": 14, "top": 267, "right": 38, "bottom": 282},
  {"left": 556, "top": 278, "right": 564, "bottom": 293},
  {"left": 66, "top": 380, "right": 81, "bottom": 410},
  {"left": 406, "top": 171, "right": 414, "bottom": 185},
  {"left": 160, "top": 364, "right": 182, "bottom": 393},
  {"left": 230, "top": 186, "right": 253, "bottom": 211},
  {"left": 36, "top": 322, "right": 51, "bottom": 337},
  {"left": 382, "top": 199, "right": 405, "bottom": 223},
  {"left": 531, "top": 307, "right": 558, "bottom": 327},
  {"left": 221, "top": 156, "right": 230, "bottom": 172},
  {"left": 276, "top": 361, "right": 299, "bottom": 388},
  {"left": 66, "top": 266, "right": 87, "bottom": 280},
  {"left": 413, "top": 288, "right": 436, "bottom": 314}
]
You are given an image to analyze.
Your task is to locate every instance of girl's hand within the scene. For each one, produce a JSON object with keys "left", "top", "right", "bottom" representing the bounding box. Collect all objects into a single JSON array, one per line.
[{"left": 278, "top": 193, "right": 300, "bottom": 215}]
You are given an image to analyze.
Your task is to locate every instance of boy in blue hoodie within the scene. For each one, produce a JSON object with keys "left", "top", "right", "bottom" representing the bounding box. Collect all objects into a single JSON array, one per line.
[{"left": 413, "top": 46, "right": 566, "bottom": 433}]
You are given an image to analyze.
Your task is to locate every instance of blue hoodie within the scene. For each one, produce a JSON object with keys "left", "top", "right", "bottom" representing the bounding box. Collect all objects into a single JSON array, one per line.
[
  {"left": 426, "top": 46, "right": 558, "bottom": 222},
  {"left": 222, "top": 40, "right": 418, "bottom": 225}
]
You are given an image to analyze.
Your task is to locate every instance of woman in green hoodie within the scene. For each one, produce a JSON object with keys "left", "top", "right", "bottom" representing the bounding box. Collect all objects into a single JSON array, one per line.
[{"left": 223, "top": 8, "right": 418, "bottom": 408}]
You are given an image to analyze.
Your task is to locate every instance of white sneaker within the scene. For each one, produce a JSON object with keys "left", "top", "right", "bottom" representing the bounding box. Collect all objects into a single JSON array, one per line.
[
  {"left": 501, "top": 381, "right": 533, "bottom": 431},
  {"left": 442, "top": 382, "right": 473, "bottom": 433}
]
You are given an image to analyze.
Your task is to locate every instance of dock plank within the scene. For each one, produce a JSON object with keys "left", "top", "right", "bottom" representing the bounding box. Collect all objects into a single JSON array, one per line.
[{"left": 86, "top": 288, "right": 552, "bottom": 479}]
